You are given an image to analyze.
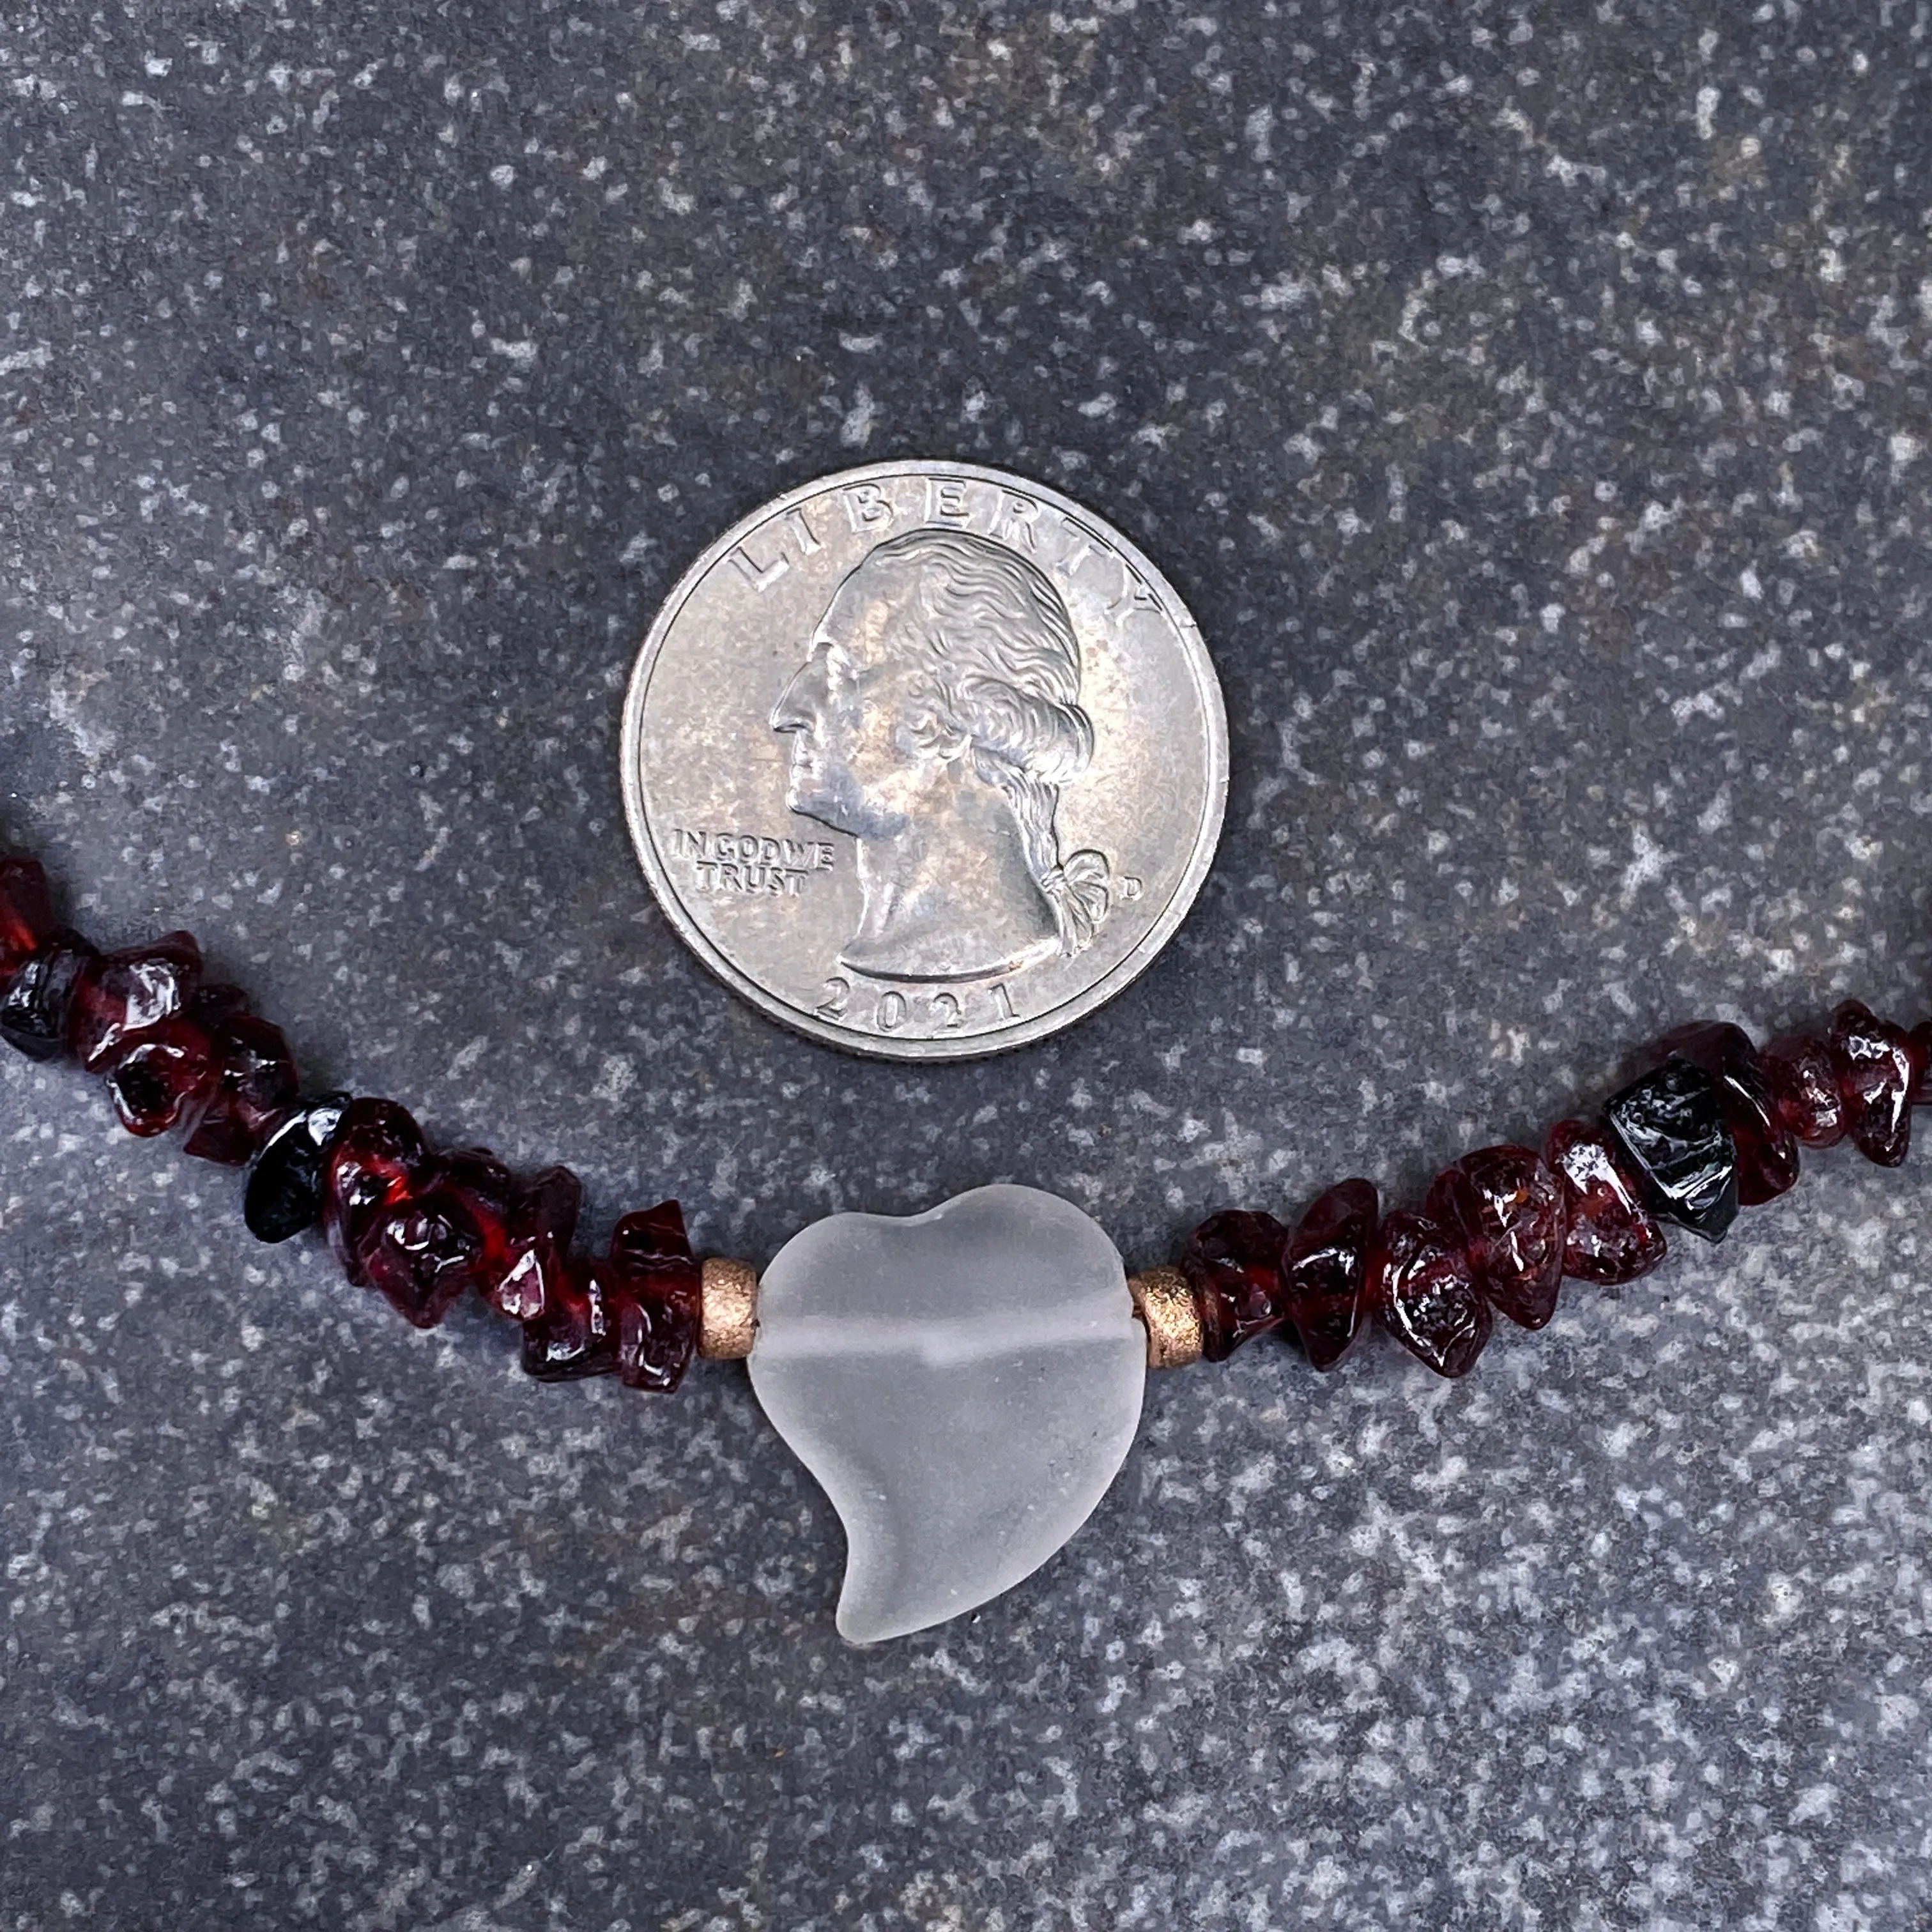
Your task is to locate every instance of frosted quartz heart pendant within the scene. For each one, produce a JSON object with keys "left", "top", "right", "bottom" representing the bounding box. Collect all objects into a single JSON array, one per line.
[{"left": 748, "top": 1184, "right": 1147, "bottom": 1643}]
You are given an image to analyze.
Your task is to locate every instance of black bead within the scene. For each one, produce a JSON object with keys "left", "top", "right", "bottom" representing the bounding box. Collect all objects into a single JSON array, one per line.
[
  {"left": 244, "top": 1093, "right": 351, "bottom": 1243},
  {"left": 1604, "top": 1059, "right": 1740, "bottom": 1243},
  {"left": 0, "top": 931, "right": 97, "bottom": 1062}
]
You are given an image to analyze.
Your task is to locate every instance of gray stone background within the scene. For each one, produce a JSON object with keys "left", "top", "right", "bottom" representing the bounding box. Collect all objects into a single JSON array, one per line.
[{"left": 3, "top": 1, "right": 1930, "bottom": 1926}]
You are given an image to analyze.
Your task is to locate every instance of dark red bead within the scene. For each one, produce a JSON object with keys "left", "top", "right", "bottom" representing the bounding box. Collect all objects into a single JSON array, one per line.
[
  {"left": 1543, "top": 1118, "right": 1667, "bottom": 1284},
  {"left": 102, "top": 1016, "right": 218, "bottom": 1137},
  {"left": 1828, "top": 1000, "right": 1917, "bottom": 1167},
  {"left": 191, "top": 982, "right": 249, "bottom": 1029},
  {"left": 1911, "top": 1022, "right": 1932, "bottom": 1107},
  {"left": 1425, "top": 1144, "right": 1565, "bottom": 1330},
  {"left": 1372, "top": 1209, "right": 1492, "bottom": 1378},
  {"left": 607, "top": 1200, "right": 701, "bottom": 1393},
  {"left": 0, "top": 857, "right": 54, "bottom": 983},
  {"left": 1658, "top": 1020, "right": 1800, "bottom": 1207},
  {"left": 67, "top": 931, "right": 202, "bottom": 1072},
  {"left": 359, "top": 1149, "right": 513, "bottom": 1330},
  {"left": 364, "top": 1195, "right": 483, "bottom": 1327},
  {"left": 1279, "top": 1178, "right": 1377, "bottom": 1370},
  {"left": 321, "top": 1099, "right": 428, "bottom": 1285},
  {"left": 486, "top": 1166, "right": 583, "bottom": 1322},
  {"left": 0, "top": 930, "right": 98, "bottom": 1062},
  {"left": 182, "top": 1013, "right": 300, "bottom": 1165},
  {"left": 439, "top": 1145, "right": 514, "bottom": 1206},
  {"left": 1761, "top": 1034, "right": 1846, "bottom": 1148},
  {"left": 521, "top": 1257, "right": 620, "bottom": 1381},
  {"left": 1179, "top": 1209, "right": 1291, "bottom": 1361}
]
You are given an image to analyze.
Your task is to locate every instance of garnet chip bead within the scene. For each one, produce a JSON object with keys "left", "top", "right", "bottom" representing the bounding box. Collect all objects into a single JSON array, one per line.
[
  {"left": 608, "top": 1200, "right": 702, "bottom": 1392},
  {"left": 102, "top": 1016, "right": 218, "bottom": 1137},
  {"left": 521, "top": 1258, "right": 621, "bottom": 1381},
  {"left": 1912, "top": 1023, "right": 1932, "bottom": 1108},
  {"left": 1827, "top": 1000, "right": 1919, "bottom": 1167},
  {"left": 183, "top": 1011, "right": 300, "bottom": 1165},
  {"left": 1761, "top": 1034, "right": 1847, "bottom": 1148},
  {"left": 1280, "top": 1179, "right": 1378, "bottom": 1370},
  {"left": 0, "top": 857, "right": 54, "bottom": 983},
  {"left": 1425, "top": 1144, "right": 1565, "bottom": 1330},
  {"left": 518, "top": 1199, "right": 699, "bottom": 1390},
  {"left": 66, "top": 931, "right": 203, "bottom": 1073},
  {"left": 1543, "top": 1119, "right": 1667, "bottom": 1285},
  {"left": 359, "top": 1147, "right": 516, "bottom": 1330},
  {"left": 487, "top": 1166, "right": 583, "bottom": 1323},
  {"left": 1179, "top": 1210, "right": 1291, "bottom": 1361},
  {"left": 1371, "top": 1209, "right": 1492, "bottom": 1378},
  {"left": 1, "top": 931, "right": 98, "bottom": 1062},
  {"left": 321, "top": 1098, "right": 429, "bottom": 1285}
]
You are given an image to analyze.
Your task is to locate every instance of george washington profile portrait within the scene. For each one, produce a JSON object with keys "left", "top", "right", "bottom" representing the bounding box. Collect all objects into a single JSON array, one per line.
[{"left": 770, "top": 526, "right": 1112, "bottom": 984}]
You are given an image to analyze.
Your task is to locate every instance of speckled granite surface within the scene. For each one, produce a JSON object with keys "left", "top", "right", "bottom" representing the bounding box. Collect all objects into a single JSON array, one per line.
[{"left": 4, "top": 3, "right": 1931, "bottom": 1926}]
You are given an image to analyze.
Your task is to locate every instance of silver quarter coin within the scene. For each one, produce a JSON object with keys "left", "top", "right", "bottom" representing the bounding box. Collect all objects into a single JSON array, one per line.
[{"left": 620, "top": 461, "right": 1228, "bottom": 1060}]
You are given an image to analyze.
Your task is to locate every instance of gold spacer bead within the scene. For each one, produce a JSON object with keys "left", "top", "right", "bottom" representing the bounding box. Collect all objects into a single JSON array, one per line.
[
  {"left": 1129, "top": 1264, "right": 1202, "bottom": 1370},
  {"left": 698, "top": 1256, "right": 760, "bottom": 1360}
]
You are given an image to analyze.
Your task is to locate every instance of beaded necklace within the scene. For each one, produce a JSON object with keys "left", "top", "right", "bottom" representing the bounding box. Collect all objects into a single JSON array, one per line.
[{"left": 3, "top": 841, "right": 1923, "bottom": 1641}]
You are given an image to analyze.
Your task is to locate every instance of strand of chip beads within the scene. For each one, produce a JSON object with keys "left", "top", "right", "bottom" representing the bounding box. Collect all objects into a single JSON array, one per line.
[
  {"left": 0, "top": 854, "right": 755, "bottom": 1387},
  {"left": 3, "top": 850, "right": 1928, "bottom": 1384}
]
